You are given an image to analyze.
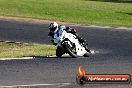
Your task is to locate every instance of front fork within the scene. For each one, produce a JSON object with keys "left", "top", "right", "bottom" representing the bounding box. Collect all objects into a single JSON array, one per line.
[{"left": 61, "top": 40, "right": 76, "bottom": 52}]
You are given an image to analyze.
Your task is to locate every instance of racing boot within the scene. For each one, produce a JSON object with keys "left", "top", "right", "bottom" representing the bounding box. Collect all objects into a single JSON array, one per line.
[{"left": 76, "top": 36, "right": 91, "bottom": 53}]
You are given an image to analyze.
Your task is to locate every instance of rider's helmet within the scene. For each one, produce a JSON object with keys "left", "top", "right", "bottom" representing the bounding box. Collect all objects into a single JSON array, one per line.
[{"left": 48, "top": 22, "right": 58, "bottom": 36}]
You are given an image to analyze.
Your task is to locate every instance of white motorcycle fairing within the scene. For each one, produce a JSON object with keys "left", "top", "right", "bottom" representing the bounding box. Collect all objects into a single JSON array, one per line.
[{"left": 53, "top": 30, "right": 87, "bottom": 56}]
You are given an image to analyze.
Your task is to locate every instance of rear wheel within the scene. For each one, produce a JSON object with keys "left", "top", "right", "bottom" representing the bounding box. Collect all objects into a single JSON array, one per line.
[
  {"left": 64, "top": 42, "right": 77, "bottom": 58},
  {"left": 83, "top": 52, "right": 90, "bottom": 57},
  {"left": 83, "top": 46, "right": 90, "bottom": 57}
]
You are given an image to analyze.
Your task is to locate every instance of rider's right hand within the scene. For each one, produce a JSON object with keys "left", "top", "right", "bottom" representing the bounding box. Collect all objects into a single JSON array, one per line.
[
  {"left": 51, "top": 39, "right": 57, "bottom": 46},
  {"left": 51, "top": 39, "right": 54, "bottom": 42}
]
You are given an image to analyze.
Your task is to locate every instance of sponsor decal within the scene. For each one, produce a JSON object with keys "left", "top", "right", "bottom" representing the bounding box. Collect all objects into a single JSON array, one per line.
[{"left": 76, "top": 66, "right": 131, "bottom": 85}]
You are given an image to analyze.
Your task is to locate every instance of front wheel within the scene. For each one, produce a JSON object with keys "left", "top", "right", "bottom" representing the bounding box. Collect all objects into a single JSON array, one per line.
[
  {"left": 63, "top": 42, "right": 77, "bottom": 58},
  {"left": 56, "top": 46, "right": 65, "bottom": 57}
]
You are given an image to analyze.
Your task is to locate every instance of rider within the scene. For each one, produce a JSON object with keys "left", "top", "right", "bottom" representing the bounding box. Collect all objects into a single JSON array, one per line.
[{"left": 48, "top": 22, "right": 87, "bottom": 46}]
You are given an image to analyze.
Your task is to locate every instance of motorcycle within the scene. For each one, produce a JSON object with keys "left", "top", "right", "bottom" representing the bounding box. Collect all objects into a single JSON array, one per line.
[{"left": 52, "top": 30, "right": 91, "bottom": 58}]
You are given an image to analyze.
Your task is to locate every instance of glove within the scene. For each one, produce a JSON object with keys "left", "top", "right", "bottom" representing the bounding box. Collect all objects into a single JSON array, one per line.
[
  {"left": 53, "top": 43, "right": 57, "bottom": 46},
  {"left": 51, "top": 39, "right": 57, "bottom": 46}
]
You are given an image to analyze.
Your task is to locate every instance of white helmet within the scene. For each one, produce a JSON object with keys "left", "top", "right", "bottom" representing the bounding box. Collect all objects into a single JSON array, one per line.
[{"left": 49, "top": 22, "right": 58, "bottom": 33}]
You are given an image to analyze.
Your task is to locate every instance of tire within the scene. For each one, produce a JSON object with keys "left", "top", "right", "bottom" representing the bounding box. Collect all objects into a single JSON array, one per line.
[
  {"left": 83, "top": 46, "right": 90, "bottom": 57},
  {"left": 83, "top": 52, "right": 90, "bottom": 57},
  {"left": 64, "top": 42, "right": 77, "bottom": 58},
  {"left": 56, "top": 46, "right": 65, "bottom": 57}
]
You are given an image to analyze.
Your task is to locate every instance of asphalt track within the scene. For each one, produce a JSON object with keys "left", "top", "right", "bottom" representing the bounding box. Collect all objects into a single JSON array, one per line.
[{"left": 0, "top": 18, "right": 132, "bottom": 88}]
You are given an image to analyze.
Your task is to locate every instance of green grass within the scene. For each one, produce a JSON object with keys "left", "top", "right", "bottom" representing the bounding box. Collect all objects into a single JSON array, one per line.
[
  {"left": 0, "top": 0, "right": 131, "bottom": 27},
  {"left": 0, "top": 42, "right": 56, "bottom": 58}
]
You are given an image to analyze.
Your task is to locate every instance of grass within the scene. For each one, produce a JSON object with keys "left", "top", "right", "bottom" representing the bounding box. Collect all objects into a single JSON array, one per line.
[
  {"left": 0, "top": 0, "right": 131, "bottom": 27},
  {"left": 0, "top": 42, "right": 56, "bottom": 58}
]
